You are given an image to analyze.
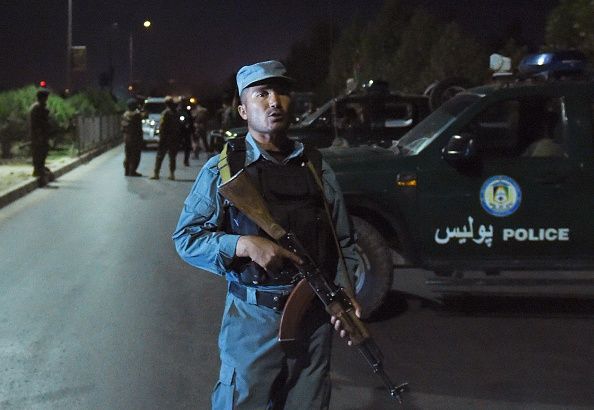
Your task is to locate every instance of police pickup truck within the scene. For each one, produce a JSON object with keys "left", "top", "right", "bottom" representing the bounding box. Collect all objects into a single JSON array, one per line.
[{"left": 325, "top": 51, "right": 594, "bottom": 316}]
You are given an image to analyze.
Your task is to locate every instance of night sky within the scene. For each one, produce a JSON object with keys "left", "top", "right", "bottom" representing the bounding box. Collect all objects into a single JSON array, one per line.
[{"left": 0, "top": 0, "right": 559, "bottom": 98}]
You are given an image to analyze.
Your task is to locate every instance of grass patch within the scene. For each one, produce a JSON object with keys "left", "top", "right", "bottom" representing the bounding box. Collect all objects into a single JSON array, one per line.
[
  {"left": 0, "top": 165, "right": 32, "bottom": 192},
  {"left": 0, "top": 142, "right": 78, "bottom": 193}
]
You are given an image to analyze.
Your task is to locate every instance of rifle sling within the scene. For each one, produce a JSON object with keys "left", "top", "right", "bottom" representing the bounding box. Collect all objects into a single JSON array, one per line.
[
  {"left": 305, "top": 161, "right": 356, "bottom": 299},
  {"left": 218, "top": 136, "right": 355, "bottom": 297}
]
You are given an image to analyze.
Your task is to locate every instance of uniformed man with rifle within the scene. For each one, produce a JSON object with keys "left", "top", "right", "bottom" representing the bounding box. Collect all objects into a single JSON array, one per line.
[
  {"left": 121, "top": 98, "right": 143, "bottom": 177},
  {"left": 29, "top": 88, "right": 51, "bottom": 186},
  {"left": 173, "top": 60, "right": 406, "bottom": 409},
  {"left": 150, "top": 96, "right": 180, "bottom": 180}
]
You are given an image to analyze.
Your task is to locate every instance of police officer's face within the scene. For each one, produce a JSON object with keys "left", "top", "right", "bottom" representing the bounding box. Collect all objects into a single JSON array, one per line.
[{"left": 238, "top": 82, "right": 291, "bottom": 136}]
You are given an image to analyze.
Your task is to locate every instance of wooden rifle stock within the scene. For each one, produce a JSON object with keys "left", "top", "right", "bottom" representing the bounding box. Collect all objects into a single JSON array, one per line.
[
  {"left": 218, "top": 170, "right": 286, "bottom": 241},
  {"left": 218, "top": 170, "right": 408, "bottom": 402},
  {"left": 278, "top": 278, "right": 316, "bottom": 342}
]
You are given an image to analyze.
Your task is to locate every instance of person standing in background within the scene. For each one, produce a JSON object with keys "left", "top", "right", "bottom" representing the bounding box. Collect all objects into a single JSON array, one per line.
[
  {"left": 150, "top": 96, "right": 180, "bottom": 180},
  {"left": 192, "top": 101, "right": 210, "bottom": 158},
  {"left": 178, "top": 101, "right": 194, "bottom": 167},
  {"left": 121, "top": 98, "right": 143, "bottom": 177},
  {"left": 29, "top": 88, "right": 51, "bottom": 186}
]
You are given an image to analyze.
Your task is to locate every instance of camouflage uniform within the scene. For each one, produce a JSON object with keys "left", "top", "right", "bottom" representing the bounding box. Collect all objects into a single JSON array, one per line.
[
  {"left": 151, "top": 102, "right": 180, "bottom": 180},
  {"left": 192, "top": 104, "right": 210, "bottom": 158},
  {"left": 121, "top": 108, "right": 143, "bottom": 176},
  {"left": 29, "top": 99, "right": 50, "bottom": 178},
  {"left": 178, "top": 104, "right": 194, "bottom": 166}
]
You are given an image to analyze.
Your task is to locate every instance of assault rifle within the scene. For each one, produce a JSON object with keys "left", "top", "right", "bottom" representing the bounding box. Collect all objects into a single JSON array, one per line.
[{"left": 219, "top": 170, "right": 408, "bottom": 403}]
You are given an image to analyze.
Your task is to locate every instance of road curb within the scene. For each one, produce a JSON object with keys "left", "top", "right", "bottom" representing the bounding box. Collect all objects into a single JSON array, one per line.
[{"left": 0, "top": 140, "right": 121, "bottom": 210}]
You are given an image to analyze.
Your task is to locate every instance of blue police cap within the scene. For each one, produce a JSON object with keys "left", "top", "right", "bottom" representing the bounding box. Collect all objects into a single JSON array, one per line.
[{"left": 236, "top": 60, "right": 294, "bottom": 96}]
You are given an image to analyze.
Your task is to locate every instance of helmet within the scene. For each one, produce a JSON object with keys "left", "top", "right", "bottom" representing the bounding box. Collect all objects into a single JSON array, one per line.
[{"left": 126, "top": 98, "right": 138, "bottom": 110}]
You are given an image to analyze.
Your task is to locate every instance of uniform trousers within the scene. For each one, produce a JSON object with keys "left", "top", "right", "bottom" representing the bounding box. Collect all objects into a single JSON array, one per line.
[
  {"left": 31, "top": 142, "right": 49, "bottom": 177},
  {"left": 154, "top": 139, "right": 177, "bottom": 174},
  {"left": 124, "top": 143, "right": 142, "bottom": 174},
  {"left": 212, "top": 283, "right": 332, "bottom": 410}
]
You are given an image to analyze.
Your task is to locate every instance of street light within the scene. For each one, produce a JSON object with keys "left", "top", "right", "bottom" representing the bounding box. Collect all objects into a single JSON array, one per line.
[
  {"left": 129, "top": 20, "right": 152, "bottom": 91},
  {"left": 66, "top": 0, "right": 73, "bottom": 93}
]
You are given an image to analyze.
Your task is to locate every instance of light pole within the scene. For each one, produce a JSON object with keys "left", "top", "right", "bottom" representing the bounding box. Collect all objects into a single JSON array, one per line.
[
  {"left": 128, "top": 20, "right": 151, "bottom": 91},
  {"left": 66, "top": 0, "right": 72, "bottom": 93}
]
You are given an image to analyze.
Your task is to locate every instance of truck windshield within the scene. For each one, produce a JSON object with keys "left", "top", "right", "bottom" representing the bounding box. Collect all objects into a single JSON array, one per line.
[
  {"left": 297, "top": 99, "right": 334, "bottom": 127},
  {"left": 395, "top": 94, "right": 481, "bottom": 155},
  {"left": 144, "top": 102, "right": 166, "bottom": 114}
]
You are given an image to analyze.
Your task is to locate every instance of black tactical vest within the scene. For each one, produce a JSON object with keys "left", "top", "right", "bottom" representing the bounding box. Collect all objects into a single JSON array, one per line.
[{"left": 225, "top": 145, "right": 338, "bottom": 286}]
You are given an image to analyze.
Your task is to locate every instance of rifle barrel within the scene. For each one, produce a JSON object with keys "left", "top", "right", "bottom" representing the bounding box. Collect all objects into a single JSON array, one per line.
[{"left": 358, "top": 340, "right": 408, "bottom": 403}]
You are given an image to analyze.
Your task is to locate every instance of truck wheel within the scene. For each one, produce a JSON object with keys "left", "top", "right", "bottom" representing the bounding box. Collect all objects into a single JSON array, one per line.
[{"left": 349, "top": 216, "right": 394, "bottom": 319}]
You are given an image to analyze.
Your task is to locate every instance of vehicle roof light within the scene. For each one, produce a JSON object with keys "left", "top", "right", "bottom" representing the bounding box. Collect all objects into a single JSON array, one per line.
[
  {"left": 536, "top": 54, "right": 548, "bottom": 66},
  {"left": 518, "top": 50, "right": 587, "bottom": 79},
  {"left": 489, "top": 54, "right": 512, "bottom": 74}
]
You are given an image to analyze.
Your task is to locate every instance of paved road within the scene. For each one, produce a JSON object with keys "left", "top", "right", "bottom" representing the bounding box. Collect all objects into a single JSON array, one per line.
[{"left": 0, "top": 146, "right": 592, "bottom": 409}]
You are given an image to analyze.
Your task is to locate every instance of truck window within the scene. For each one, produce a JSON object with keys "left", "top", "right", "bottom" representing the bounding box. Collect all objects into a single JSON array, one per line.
[
  {"left": 335, "top": 101, "right": 365, "bottom": 129},
  {"left": 382, "top": 102, "right": 414, "bottom": 128},
  {"left": 397, "top": 94, "right": 480, "bottom": 156},
  {"left": 144, "top": 102, "right": 166, "bottom": 114},
  {"left": 464, "top": 97, "right": 567, "bottom": 159}
]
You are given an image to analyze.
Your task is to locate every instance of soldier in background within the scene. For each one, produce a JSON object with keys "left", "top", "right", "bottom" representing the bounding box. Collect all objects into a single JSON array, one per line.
[
  {"left": 29, "top": 88, "right": 51, "bottom": 186},
  {"left": 178, "top": 101, "right": 194, "bottom": 167},
  {"left": 150, "top": 96, "right": 180, "bottom": 180},
  {"left": 191, "top": 101, "right": 209, "bottom": 158},
  {"left": 121, "top": 98, "right": 143, "bottom": 177}
]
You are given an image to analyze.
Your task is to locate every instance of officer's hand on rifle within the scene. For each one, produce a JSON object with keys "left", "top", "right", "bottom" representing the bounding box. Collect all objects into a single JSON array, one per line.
[
  {"left": 330, "top": 299, "right": 363, "bottom": 346},
  {"left": 236, "top": 235, "right": 303, "bottom": 273}
]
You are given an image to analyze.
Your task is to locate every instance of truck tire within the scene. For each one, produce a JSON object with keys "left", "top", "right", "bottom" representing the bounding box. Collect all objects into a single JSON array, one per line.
[{"left": 350, "top": 216, "right": 394, "bottom": 319}]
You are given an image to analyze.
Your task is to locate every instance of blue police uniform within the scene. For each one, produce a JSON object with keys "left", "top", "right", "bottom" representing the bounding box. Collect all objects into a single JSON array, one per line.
[{"left": 173, "top": 133, "right": 352, "bottom": 409}]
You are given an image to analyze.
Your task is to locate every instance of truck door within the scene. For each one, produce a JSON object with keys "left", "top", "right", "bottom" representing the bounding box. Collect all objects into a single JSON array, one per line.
[{"left": 418, "top": 95, "right": 591, "bottom": 266}]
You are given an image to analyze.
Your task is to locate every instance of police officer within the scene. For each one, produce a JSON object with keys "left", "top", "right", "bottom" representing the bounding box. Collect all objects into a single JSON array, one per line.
[
  {"left": 173, "top": 60, "right": 357, "bottom": 409},
  {"left": 150, "top": 96, "right": 180, "bottom": 180},
  {"left": 121, "top": 98, "right": 143, "bottom": 177},
  {"left": 29, "top": 88, "right": 51, "bottom": 185}
]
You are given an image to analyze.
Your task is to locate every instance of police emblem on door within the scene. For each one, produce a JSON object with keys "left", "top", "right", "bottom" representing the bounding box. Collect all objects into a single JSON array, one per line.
[{"left": 480, "top": 175, "right": 522, "bottom": 217}]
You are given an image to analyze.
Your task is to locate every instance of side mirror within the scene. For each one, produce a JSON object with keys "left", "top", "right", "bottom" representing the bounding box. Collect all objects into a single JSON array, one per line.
[{"left": 442, "top": 133, "right": 477, "bottom": 164}]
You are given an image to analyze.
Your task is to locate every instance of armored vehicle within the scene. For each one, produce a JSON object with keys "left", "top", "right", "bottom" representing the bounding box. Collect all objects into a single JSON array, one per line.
[
  {"left": 325, "top": 52, "right": 594, "bottom": 316},
  {"left": 209, "top": 80, "right": 438, "bottom": 150}
]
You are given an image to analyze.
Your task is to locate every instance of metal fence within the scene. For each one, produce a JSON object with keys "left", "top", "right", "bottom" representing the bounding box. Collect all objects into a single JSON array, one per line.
[{"left": 75, "top": 114, "right": 121, "bottom": 154}]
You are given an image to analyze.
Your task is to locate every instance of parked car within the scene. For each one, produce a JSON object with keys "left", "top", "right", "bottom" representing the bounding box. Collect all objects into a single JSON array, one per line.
[
  {"left": 323, "top": 51, "right": 594, "bottom": 317},
  {"left": 141, "top": 97, "right": 166, "bottom": 147}
]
